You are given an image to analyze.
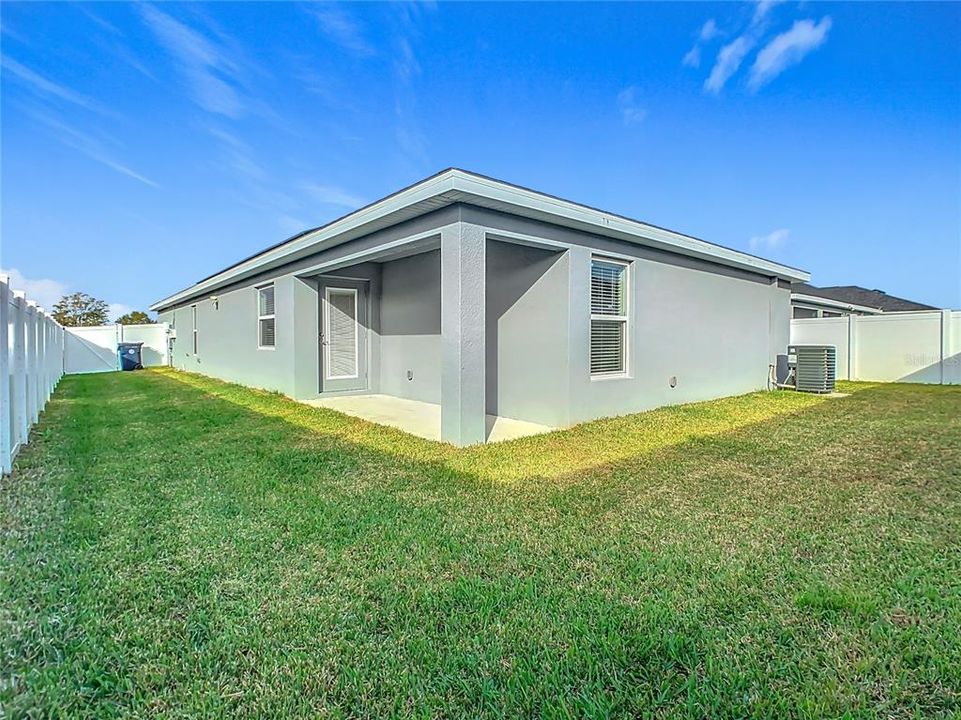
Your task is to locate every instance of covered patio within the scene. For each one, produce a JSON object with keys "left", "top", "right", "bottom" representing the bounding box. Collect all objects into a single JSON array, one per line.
[
  {"left": 292, "top": 213, "right": 572, "bottom": 446},
  {"left": 304, "top": 393, "right": 553, "bottom": 443}
]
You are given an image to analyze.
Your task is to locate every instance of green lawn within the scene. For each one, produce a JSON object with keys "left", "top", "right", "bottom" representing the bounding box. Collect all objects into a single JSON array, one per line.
[{"left": 2, "top": 370, "right": 959, "bottom": 718}]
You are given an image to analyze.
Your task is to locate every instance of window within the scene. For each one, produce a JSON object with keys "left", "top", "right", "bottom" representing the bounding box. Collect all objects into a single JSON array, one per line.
[
  {"left": 590, "top": 257, "right": 629, "bottom": 376},
  {"left": 191, "top": 305, "right": 198, "bottom": 354},
  {"left": 257, "top": 284, "right": 275, "bottom": 348}
]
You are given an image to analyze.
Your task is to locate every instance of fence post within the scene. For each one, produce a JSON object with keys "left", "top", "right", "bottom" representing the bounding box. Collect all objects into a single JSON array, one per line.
[
  {"left": 36, "top": 310, "right": 46, "bottom": 412},
  {"left": 25, "top": 302, "right": 39, "bottom": 425},
  {"left": 0, "top": 277, "right": 10, "bottom": 474},
  {"left": 12, "top": 293, "right": 28, "bottom": 450},
  {"left": 847, "top": 314, "right": 858, "bottom": 381},
  {"left": 941, "top": 309, "right": 952, "bottom": 385}
]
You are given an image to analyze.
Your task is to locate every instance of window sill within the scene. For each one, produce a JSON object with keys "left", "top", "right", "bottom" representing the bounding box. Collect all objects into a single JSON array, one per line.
[
  {"left": 590, "top": 372, "right": 631, "bottom": 382},
  {"left": 257, "top": 346, "right": 276, "bottom": 351}
]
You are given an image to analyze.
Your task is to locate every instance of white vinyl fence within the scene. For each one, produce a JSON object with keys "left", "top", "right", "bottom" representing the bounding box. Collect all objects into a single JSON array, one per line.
[
  {"left": 1, "top": 274, "right": 66, "bottom": 475},
  {"left": 64, "top": 323, "right": 169, "bottom": 374},
  {"left": 791, "top": 309, "right": 961, "bottom": 384}
]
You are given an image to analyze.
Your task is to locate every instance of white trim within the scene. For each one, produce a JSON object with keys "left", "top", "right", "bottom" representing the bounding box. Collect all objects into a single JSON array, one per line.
[
  {"left": 292, "top": 228, "right": 445, "bottom": 279},
  {"left": 323, "top": 287, "right": 359, "bottom": 380},
  {"left": 151, "top": 170, "right": 808, "bottom": 311},
  {"left": 589, "top": 256, "right": 631, "bottom": 378}
]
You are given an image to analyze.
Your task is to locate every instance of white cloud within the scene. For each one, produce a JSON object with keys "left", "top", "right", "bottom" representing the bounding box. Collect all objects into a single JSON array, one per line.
[
  {"left": 749, "top": 17, "right": 832, "bottom": 91},
  {"left": 0, "top": 268, "right": 69, "bottom": 311},
  {"left": 704, "top": 35, "right": 754, "bottom": 94},
  {"left": 699, "top": 19, "right": 721, "bottom": 41},
  {"left": 303, "top": 183, "right": 366, "bottom": 210},
  {"left": 108, "top": 303, "right": 134, "bottom": 321},
  {"left": 617, "top": 86, "right": 647, "bottom": 126},
  {"left": 682, "top": 46, "right": 701, "bottom": 69},
  {"left": 0, "top": 55, "right": 109, "bottom": 115},
  {"left": 1, "top": 268, "right": 135, "bottom": 319},
  {"left": 749, "top": 228, "right": 790, "bottom": 253},
  {"left": 308, "top": 5, "right": 374, "bottom": 57},
  {"left": 140, "top": 5, "right": 245, "bottom": 118}
]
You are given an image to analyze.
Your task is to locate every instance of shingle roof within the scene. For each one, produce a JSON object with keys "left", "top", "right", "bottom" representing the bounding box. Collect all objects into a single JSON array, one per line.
[{"left": 792, "top": 283, "right": 936, "bottom": 312}]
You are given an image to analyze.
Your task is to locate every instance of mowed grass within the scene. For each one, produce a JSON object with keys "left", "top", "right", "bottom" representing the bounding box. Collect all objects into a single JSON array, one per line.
[{"left": 1, "top": 370, "right": 959, "bottom": 718}]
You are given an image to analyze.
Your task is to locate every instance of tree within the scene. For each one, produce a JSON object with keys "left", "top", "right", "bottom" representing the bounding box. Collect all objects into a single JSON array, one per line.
[
  {"left": 52, "top": 292, "right": 109, "bottom": 327},
  {"left": 116, "top": 310, "right": 153, "bottom": 325}
]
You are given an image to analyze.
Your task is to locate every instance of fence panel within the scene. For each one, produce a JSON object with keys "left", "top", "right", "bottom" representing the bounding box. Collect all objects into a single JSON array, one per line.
[
  {"left": 64, "top": 323, "right": 169, "bottom": 374},
  {"left": 0, "top": 275, "right": 65, "bottom": 475},
  {"left": 790, "top": 310, "right": 960, "bottom": 384}
]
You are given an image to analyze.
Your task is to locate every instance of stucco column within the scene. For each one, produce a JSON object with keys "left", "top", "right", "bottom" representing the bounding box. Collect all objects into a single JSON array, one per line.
[
  {"left": 566, "top": 245, "right": 592, "bottom": 426},
  {"left": 440, "top": 222, "right": 486, "bottom": 446}
]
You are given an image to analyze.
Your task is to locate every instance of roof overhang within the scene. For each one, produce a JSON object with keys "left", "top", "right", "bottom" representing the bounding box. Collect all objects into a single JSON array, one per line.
[
  {"left": 151, "top": 169, "right": 810, "bottom": 311},
  {"left": 791, "top": 292, "right": 883, "bottom": 315}
]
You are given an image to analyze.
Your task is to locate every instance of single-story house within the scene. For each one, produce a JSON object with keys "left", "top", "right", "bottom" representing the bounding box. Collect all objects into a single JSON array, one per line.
[
  {"left": 791, "top": 283, "right": 936, "bottom": 318},
  {"left": 151, "top": 169, "right": 809, "bottom": 445}
]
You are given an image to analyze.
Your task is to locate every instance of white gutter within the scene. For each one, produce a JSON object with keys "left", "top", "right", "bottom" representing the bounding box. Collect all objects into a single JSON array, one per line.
[
  {"left": 152, "top": 169, "right": 810, "bottom": 311},
  {"left": 790, "top": 293, "right": 883, "bottom": 315}
]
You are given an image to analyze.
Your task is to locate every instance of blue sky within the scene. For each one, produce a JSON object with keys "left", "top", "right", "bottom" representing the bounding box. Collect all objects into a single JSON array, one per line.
[{"left": 2, "top": 1, "right": 959, "bottom": 315}]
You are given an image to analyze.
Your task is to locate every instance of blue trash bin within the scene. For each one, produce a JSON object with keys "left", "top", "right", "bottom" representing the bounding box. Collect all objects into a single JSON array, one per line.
[{"left": 118, "top": 342, "right": 144, "bottom": 371}]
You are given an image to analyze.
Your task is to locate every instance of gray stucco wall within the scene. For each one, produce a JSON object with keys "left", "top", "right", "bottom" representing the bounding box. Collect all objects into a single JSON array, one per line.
[
  {"left": 159, "top": 274, "right": 302, "bottom": 396},
  {"left": 156, "top": 202, "right": 793, "bottom": 438},
  {"left": 485, "top": 240, "right": 569, "bottom": 426},
  {"left": 565, "top": 246, "right": 786, "bottom": 425},
  {"left": 379, "top": 250, "right": 441, "bottom": 403}
]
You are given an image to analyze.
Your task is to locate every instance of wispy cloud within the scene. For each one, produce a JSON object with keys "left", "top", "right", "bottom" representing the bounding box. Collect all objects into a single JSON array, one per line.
[
  {"left": 31, "top": 112, "right": 159, "bottom": 188},
  {"left": 308, "top": 4, "right": 374, "bottom": 57},
  {"left": 1, "top": 55, "right": 109, "bottom": 114},
  {"left": 749, "top": 228, "right": 790, "bottom": 253},
  {"left": 388, "top": 3, "right": 437, "bottom": 170},
  {"left": 303, "top": 183, "right": 366, "bottom": 210},
  {"left": 278, "top": 215, "right": 310, "bottom": 236},
  {"left": 140, "top": 4, "right": 245, "bottom": 118},
  {"left": 0, "top": 267, "right": 69, "bottom": 311},
  {"left": 699, "top": 19, "right": 721, "bottom": 42},
  {"left": 705, "top": 36, "right": 754, "bottom": 94},
  {"left": 753, "top": 0, "right": 784, "bottom": 26},
  {"left": 749, "top": 17, "right": 832, "bottom": 91},
  {"left": 616, "top": 86, "right": 647, "bottom": 126},
  {"left": 682, "top": 46, "right": 701, "bottom": 69},
  {"left": 204, "top": 125, "right": 265, "bottom": 180},
  {"left": 697, "top": 0, "right": 796, "bottom": 94}
]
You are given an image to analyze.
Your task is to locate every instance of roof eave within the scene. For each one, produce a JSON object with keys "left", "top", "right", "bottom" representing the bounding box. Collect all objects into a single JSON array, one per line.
[
  {"left": 151, "top": 168, "right": 809, "bottom": 311},
  {"left": 791, "top": 292, "right": 883, "bottom": 314}
]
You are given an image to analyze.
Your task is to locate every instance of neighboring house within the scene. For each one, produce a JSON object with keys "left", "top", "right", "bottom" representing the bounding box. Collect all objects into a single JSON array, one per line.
[
  {"left": 151, "top": 169, "right": 808, "bottom": 445},
  {"left": 791, "top": 283, "right": 936, "bottom": 318}
]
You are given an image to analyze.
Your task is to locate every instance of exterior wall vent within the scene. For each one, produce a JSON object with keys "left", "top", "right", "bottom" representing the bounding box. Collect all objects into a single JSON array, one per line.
[{"left": 789, "top": 344, "right": 836, "bottom": 393}]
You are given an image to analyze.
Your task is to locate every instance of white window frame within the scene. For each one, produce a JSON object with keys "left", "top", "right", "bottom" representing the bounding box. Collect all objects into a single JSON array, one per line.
[
  {"left": 590, "top": 256, "right": 630, "bottom": 379},
  {"left": 257, "top": 284, "right": 276, "bottom": 350},
  {"left": 191, "top": 305, "right": 198, "bottom": 355},
  {"left": 323, "top": 287, "right": 359, "bottom": 380}
]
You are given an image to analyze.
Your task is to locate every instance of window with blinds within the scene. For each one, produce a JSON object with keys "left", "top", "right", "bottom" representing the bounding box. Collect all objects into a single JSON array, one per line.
[
  {"left": 257, "top": 284, "right": 275, "bottom": 348},
  {"left": 191, "top": 305, "right": 198, "bottom": 355},
  {"left": 326, "top": 289, "right": 357, "bottom": 378},
  {"left": 590, "top": 257, "right": 629, "bottom": 375}
]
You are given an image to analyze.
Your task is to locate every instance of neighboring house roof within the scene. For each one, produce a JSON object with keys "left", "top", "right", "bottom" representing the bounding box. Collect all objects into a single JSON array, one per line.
[
  {"left": 791, "top": 283, "right": 937, "bottom": 312},
  {"left": 151, "top": 168, "right": 810, "bottom": 311}
]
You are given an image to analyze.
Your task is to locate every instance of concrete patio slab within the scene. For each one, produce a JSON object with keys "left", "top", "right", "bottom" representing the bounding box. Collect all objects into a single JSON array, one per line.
[{"left": 303, "top": 394, "right": 553, "bottom": 444}]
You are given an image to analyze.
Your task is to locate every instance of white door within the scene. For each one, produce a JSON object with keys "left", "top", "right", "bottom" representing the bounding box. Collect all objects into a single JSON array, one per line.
[{"left": 320, "top": 281, "right": 368, "bottom": 392}]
